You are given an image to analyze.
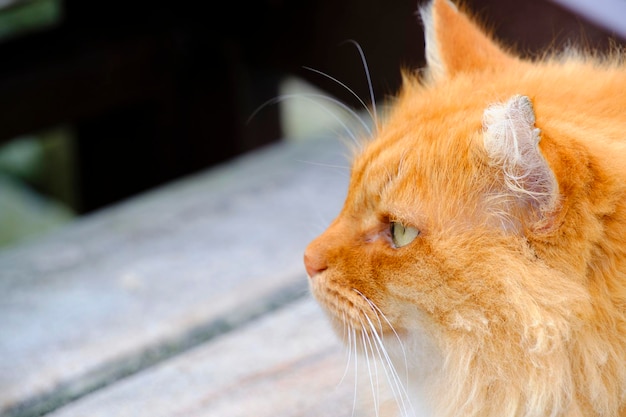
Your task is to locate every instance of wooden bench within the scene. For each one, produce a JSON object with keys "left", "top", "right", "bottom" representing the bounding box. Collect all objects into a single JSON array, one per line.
[{"left": 0, "top": 136, "right": 362, "bottom": 417}]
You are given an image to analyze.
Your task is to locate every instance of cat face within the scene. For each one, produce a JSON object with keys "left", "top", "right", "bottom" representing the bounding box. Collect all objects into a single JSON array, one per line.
[
  {"left": 304, "top": 87, "right": 556, "bottom": 354},
  {"left": 304, "top": 0, "right": 626, "bottom": 415}
]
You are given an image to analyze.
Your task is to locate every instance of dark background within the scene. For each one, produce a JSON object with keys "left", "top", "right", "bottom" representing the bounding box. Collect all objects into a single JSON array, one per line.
[{"left": 0, "top": 0, "right": 623, "bottom": 214}]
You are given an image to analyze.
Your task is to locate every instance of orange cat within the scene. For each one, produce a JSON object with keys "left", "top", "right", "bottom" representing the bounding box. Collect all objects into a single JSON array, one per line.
[{"left": 304, "top": 0, "right": 626, "bottom": 416}]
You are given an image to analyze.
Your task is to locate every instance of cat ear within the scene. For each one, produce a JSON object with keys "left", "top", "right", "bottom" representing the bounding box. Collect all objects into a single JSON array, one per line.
[
  {"left": 419, "top": 0, "right": 514, "bottom": 81},
  {"left": 482, "top": 95, "right": 559, "bottom": 221}
]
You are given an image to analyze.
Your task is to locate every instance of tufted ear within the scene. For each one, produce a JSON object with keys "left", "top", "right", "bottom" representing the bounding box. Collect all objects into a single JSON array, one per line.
[
  {"left": 419, "top": 0, "right": 515, "bottom": 81},
  {"left": 482, "top": 95, "right": 559, "bottom": 221}
]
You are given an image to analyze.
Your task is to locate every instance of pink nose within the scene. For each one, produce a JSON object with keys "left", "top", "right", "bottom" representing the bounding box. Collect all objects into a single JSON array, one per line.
[{"left": 304, "top": 250, "right": 327, "bottom": 278}]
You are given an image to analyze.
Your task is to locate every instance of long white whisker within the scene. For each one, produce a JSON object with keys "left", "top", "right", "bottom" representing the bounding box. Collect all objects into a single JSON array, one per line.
[
  {"left": 365, "top": 312, "right": 414, "bottom": 417},
  {"left": 342, "top": 39, "right": 378, "bottom": 129},
  {"left": 338, "top": 313, "right": 353, "bottom": 387},
  {"left": 352, "top": 326, "right": 359, "bottom": 417},
  {"left": 355, "top": 289, "right": 410, "bottom": 388},
  {"left": 373, "top": 305, "right": 410, "bottom": 390},
  {"left": 359, "top": 319, "right": 373, "bottom": 402},
  {"left": 359, "top": 316, "right": 380, "bottom": 417},
  {"left": 353, "top": 289, "right": 415, "bottom": 417},
  {"left": 294, "top": 159, "right": 351, "bottom": 177},
  {"left": 247, "top": 93, "right": 371, "bottom": 141},
  {"left": 294, "top": 159, "right": 350, "bottom": 170},
  {"left": 302, "top": 66, "right": 376, "bottom": 127}
]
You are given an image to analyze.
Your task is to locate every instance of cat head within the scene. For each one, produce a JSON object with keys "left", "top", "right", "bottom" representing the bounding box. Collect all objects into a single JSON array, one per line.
[
  {"left": 305, "top": 0, "right": 580, "bottom": 337},
  {"left": 303, "top": 0, "right": 613, "bottom": 413}
]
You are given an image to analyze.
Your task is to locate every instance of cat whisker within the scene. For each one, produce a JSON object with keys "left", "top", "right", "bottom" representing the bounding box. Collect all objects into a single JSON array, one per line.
[
  {"left": 358, "top": 315, "right": 381, "bottom": 417},
  {"left": 247, "top": 93, "right": 370, "bottom": 146},
  {"left": 354, "top": 289, "right": 411, "bottom": 388},
  {"left": 294, "top": 159, "right": 350, "bottom": 172},
  {"left": 351, "top": 326, "right": 359, "bottom": 417},
  {"left": 337, "top": 312, "right": 354, "bottom": 387},
  {"left": 341, "top": 39, "right": 379, "bottom": 130},
  {"left": 294, "top": 159, "right": 351, "bottom": 184},
  {"left": 353, "top": 289, "right": 415, "bottom": 417},
  {"left": 364, "top": 313, "right": 415, "bottom": 417},
  {"left": 302, "top": 65, "right": 377, "bottom": 131}
]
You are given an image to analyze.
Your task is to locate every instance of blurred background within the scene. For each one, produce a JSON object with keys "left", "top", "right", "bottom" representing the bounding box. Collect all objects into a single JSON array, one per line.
[{"left": 0, "top": 0, "right": 624, "bottom": 249}]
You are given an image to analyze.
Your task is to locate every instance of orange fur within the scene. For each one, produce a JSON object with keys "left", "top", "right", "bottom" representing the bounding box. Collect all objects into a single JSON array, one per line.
[{"left": 304, "top": 0, "right": 626, "bottom": 416}]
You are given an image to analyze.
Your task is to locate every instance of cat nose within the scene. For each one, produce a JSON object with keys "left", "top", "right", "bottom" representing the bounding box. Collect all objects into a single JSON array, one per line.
[{"left": 304, "top": 249, "right": 327, "bottom": 278}]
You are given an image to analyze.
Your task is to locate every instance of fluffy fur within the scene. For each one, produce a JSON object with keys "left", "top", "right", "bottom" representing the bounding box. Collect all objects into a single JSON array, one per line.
[{"left": 304, "top": 0, "right": 626, "bottom": 416}]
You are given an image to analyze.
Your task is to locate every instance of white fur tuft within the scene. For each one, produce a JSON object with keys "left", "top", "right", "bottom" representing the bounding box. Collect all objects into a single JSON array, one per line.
[
  {"left": 419, "top": 1, "right": 446, "bottom": 80},
  {"left": 483, "top": 95, "right": 559, "bottom": 215}
]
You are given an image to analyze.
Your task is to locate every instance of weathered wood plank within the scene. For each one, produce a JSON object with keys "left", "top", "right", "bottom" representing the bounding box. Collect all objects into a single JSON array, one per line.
[
  {"left": 0, "top": 136, "right": 350, "bottom": 417},
  {"left": 45, "top": 296, "right": 376, "bottom": 417}
]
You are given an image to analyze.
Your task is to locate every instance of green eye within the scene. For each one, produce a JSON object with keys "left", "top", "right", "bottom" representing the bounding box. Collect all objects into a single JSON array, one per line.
[{"left": 390, "top": 222, "right": 420, "bottom": 248}]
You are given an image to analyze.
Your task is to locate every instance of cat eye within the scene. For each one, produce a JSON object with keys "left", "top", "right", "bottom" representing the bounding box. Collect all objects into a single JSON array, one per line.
[{"left": 390, "top": 222, "right": 420, "bottom": 248}]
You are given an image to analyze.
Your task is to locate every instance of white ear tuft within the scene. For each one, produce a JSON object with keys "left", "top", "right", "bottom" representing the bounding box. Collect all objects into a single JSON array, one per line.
[
  {"left": 483, "top": 95, "right": 558, "bottom": 213},
  {"left": 419, "top": 1, "right": 446, "bottom": 79},
  {"left": 419, "top": 0, "right": 460, "bottom": 80}
]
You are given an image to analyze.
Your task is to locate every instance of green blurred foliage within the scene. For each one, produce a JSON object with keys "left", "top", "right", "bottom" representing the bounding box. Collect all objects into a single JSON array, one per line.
[{"left": 0, "top": 0, "right": 62, "bottom": 41}]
